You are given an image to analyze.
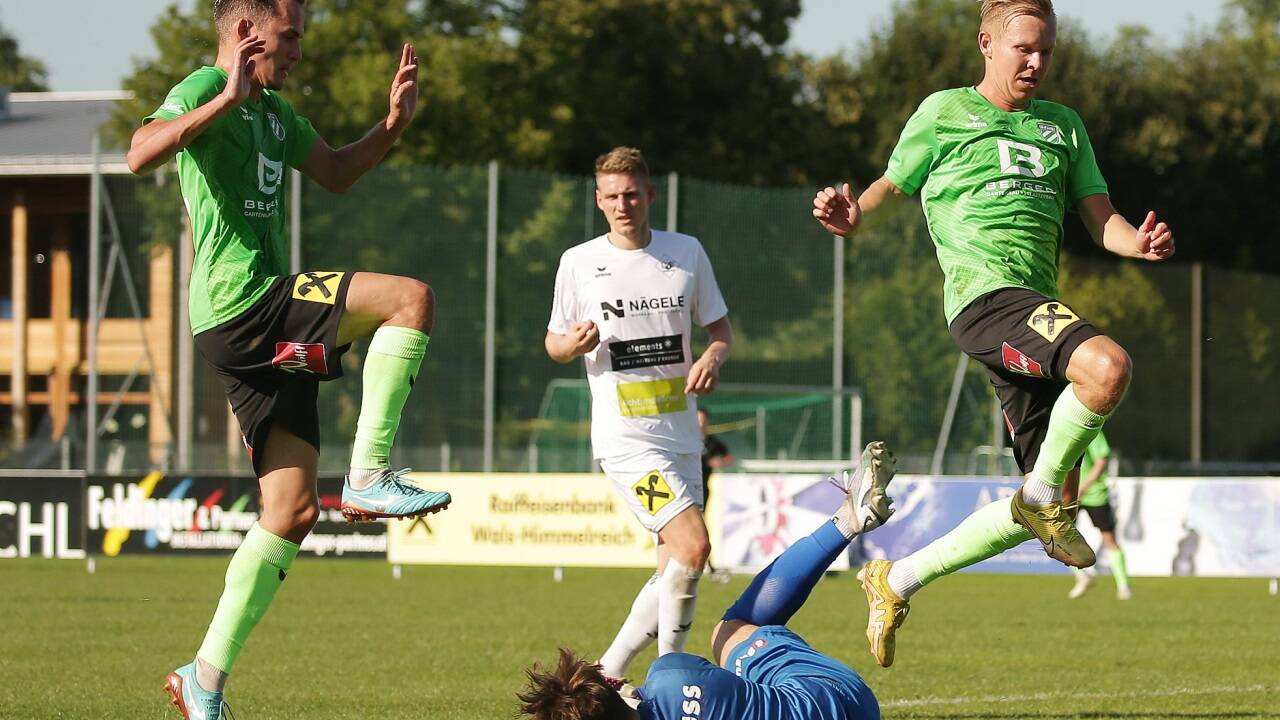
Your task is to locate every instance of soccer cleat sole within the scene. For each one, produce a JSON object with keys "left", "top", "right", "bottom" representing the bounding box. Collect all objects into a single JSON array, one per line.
[
  {"left": 164, "top": 672, "right": 190, "bottom": 719},
  {"left": 340, "top": 500, "right": 451, "bottom": 523}
]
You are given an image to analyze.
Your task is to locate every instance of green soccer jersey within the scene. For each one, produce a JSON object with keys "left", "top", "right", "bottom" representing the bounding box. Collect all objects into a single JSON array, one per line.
[
  {"left": 1079, "top": 431, "right": 1112, "bottom": 507},
  {"left": 146, "top": 67, "right": 319, "bottom": 334},
  {"left": 884, "top": 87, "right": 1109, "bottom": 323}
]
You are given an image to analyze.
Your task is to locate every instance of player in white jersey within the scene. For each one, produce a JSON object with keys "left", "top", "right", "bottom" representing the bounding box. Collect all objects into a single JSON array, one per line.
[{"left": 546, "top": 147, "right": 734, "bottom": 679}]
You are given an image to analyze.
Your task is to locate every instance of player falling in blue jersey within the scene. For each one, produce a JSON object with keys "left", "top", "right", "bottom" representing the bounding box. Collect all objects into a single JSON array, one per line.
[{"left": 517, "top": 442, "right": 896, "bottom": 720}]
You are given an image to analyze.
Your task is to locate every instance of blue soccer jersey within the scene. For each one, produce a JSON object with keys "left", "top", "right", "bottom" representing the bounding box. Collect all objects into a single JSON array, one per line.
[{"left": 637, "top": 626, "right": 879, "bottom": 720}]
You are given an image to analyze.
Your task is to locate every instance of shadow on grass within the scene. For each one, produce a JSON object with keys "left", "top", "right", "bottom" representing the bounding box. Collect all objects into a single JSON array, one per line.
[{"left": 898, "top": 713, "right": 1280, "bottom": 719}]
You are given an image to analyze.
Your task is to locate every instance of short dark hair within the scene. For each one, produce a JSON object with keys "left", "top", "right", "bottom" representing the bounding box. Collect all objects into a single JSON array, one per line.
[
  {"left": 517, "top": 648, "right": 631, "bottom": 720},
  {"left": 213, "top": 0, "right": 303, "bottom": 36}
]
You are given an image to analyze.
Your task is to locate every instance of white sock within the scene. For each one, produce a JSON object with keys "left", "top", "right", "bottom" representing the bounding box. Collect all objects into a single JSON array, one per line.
[
  {"left": 598, "top": 573, "right": 660, "bottom": 678},
  {"left": 886, "top": 561, "right": 923, "bottom": 599},
  {"left": 657, "top": 559, "right": 702, "bottom": 656},
  {"left": 195, "top": 656, "right": 228, "bottom": 692},
  {"left": 1021, "top": 473, "right": 1061, "bottom": 504},
  {"left": 347, "top": 466, "right": 387, "bottom": 491}
]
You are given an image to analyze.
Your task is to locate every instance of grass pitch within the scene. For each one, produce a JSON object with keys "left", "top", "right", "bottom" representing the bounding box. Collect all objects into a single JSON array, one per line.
[{"left": 2, "top": 558, "right": 1277, "bottom": 719}]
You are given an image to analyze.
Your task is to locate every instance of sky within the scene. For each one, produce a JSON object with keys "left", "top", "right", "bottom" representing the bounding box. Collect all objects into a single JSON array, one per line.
[{"left": 0, "top": 0, "right": 1230, "bottom": 92}]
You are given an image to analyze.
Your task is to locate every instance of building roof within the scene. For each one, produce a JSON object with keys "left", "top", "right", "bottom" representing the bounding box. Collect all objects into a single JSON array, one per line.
[{"left": 0, "top": 91, "right": 135, "bottom": 176}]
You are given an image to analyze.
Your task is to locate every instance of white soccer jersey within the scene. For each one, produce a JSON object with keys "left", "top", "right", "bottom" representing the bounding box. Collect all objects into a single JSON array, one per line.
[{"left": 548, "top": 231, "right": 729, "bottom": 459}]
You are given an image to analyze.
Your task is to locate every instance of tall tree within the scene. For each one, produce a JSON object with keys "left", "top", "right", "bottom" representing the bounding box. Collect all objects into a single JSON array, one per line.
[{"left": 0, "top": 22, "right": 49, "bottom": 91}]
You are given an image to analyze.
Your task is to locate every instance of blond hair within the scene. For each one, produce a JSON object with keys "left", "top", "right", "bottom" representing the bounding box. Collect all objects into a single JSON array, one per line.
[
  {"left": 979, "top": 0, "right": 1055, "bottom": 33},
  {"left": 594, "top": 147, "right": 650, "bottom": 180}
]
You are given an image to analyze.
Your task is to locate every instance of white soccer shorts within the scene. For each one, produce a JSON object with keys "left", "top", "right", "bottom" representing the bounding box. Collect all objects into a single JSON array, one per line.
[{"left": 601, "top": 449, "right": 704, "bottom": 533}]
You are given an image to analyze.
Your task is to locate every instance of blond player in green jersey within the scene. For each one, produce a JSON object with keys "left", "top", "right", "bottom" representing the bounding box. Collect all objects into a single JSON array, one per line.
[
  {"left": 128, "top": 1, "right": 451, "bottom": 717},
  {"left": 811, "top": 0, "right": 1173, "bottom": 667}
]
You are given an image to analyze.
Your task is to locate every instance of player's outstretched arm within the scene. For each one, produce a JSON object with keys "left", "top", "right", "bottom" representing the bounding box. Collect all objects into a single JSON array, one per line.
[
  {"left": 686, "top": 315, "right": 732, "bottom": 395},
  {"left": 127, "top": 35, "right": 265, "bottom": 174},
  {"left": 812, "top": 177, "right": 904, "bottom": 237},
  {"left": 545, "top": 322, "right": 600, "bottom": 363},
  {"left": 301, "top": 43, "right": 419, "bottom": 193},
  {"left": 1078, "top": 194, "right": 1175, "bottom": 262}
]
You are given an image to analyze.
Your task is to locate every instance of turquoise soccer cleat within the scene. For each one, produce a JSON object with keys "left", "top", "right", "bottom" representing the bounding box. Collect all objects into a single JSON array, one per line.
[
  {"left": 340, "top": 467, "right": 452, "bottom": 522},
  {"left": 164, "top": 661, "right": 234, "bottom": 720}
]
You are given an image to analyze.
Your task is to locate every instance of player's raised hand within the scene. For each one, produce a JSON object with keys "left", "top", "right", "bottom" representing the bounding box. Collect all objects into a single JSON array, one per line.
[
  {"left": 568, "top": 321, "right": 600, "bottom": 357},
  {"left": 685, "top": 356, "right": 721, "bottom": 396},
  {"left": 813, "top": 183, "right": 861, "bottom": 237},
  {"left": 223, "top": 33, "right": 265, "bottom": 106},
  {"left": 386, "top": 43, "right": 419, "bottom": 133},
  {"left": 1136, "top": 210, "right": 1175, "bottom": 261}
]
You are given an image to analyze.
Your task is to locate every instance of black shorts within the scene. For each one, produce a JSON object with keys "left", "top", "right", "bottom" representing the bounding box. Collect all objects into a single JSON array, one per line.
[
  {"left": 949, "top": 288, "right": 1102, "bottom": 474},
  {"left": 194, "top": 271, "right": 354, "bottom": 475},
  {"left": 1082, "top": 502, "right": 1117, "bottom": 533}
]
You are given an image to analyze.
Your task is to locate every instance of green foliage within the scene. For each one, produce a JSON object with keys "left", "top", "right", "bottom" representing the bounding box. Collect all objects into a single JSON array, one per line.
[{"left": 0, "top": 21, "right": 49, "bottom": 91}]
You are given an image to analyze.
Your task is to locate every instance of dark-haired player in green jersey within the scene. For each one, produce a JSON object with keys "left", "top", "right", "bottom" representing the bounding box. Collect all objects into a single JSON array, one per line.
[
  {"left": 812, "top": 0, "right": 1173, "bottom": 667},
  {"left": 127, "top": 1, "right": 451, "bottom": 717}
]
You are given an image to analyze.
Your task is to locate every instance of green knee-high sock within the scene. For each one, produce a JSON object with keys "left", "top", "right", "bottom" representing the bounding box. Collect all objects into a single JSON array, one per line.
[
  {"left": 197, "top": 524, "right": 300, "bottom": 673},
  {"left": 1031, "top": 385, "right": 1109, "bottom": 487},
  {"left": 1109, "top": 548, "right": 1130, "bottom": 590},
  {"left": 906, "top": 496, "right": 1033, "bottom": 587},
  {"left": 351, "top": 326, "right": 428, "bottom": 470}
]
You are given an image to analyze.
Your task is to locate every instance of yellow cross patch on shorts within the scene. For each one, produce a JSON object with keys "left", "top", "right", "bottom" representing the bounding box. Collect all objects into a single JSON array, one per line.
[
  {"left": 632, "top": 470, "right": 675, "bottom": 515},
  {"left": 292, "top": 271, "right": 344, "bottom": 305},
  {"left": 1026, "top": 301, "right": 1079, "bottom": 343}
]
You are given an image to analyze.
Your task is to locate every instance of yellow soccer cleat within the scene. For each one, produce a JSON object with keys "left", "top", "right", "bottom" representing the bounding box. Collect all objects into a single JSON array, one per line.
[
  {"left": 1010, "top": 489, "right": 1097, "bottom": 568},
  {"left": 856, "top": 559, "right": 910, "bottom": 668}
]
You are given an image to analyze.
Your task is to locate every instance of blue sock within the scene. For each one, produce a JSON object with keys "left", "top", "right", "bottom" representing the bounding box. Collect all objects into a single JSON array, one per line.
[{"left": 722, "top": 520, "right": 851, "bottom": 626}]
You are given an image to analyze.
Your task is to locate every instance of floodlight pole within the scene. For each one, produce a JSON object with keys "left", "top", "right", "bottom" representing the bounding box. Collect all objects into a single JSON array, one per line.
[
  {"left": 290, "top": 169, "right": 302, "bottom": 274},
  {"left": 86, "top": 133, "right": 102, "bottom": 472},
  {"left": 932, "top": 352, "right": 969, "bottom": 475},
  {"left": 483, "top": 161, "right": 499, "bottom": 473}
]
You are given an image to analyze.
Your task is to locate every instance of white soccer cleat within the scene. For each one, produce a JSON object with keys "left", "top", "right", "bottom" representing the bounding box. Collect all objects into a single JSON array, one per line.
[
  {"left": 1116, "top": 586, "right": 1133, "bottom": 600},
  {"left": 834, "top": 441, "right": 898, "bottom": 534},
  {"left": 1067, "top": 571, "right": 1096, "bottom": 599}
]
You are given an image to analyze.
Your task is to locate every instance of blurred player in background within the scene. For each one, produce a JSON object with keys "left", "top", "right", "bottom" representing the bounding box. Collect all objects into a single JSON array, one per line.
[
  {"left": 811, "top": 0, "right": 1172, "bottom": 666},
  {"left": 545, "top": 147, "right": 733, "bottom": 679},
  {"left": 127, "top": 1, "right": 450, "bottom": 717},
  {"left": 1068, "top": 430, "right": 1132, "bottom": 599},
  {"left": 517, "top": 442, "right": 895, "bottom": 720},
  {"left": 698, "top": 407, "right": 734, "bottom": 582}
]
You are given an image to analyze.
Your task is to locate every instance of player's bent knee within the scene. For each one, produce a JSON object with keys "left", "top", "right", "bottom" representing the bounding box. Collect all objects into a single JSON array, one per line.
[{"left": 404, "top": 279, "right": 435, "bottom": 332}]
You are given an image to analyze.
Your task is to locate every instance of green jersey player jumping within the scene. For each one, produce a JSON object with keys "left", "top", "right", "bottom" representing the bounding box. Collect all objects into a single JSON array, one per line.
[
  {"left": 127, "top": 1, "right": 452, "bottom": 717},
  {"left": 811, "top": 0, "right": 1173, "bottom": 667}
]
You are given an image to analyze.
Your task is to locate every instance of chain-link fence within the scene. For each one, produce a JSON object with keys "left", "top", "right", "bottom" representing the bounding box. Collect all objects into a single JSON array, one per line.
[{"left": 10, "top": 163, "right": 1278, "bottom": 475}]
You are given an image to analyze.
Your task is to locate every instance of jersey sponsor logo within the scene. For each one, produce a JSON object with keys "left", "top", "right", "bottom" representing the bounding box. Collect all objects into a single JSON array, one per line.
[
  {"left": 258, "top": 153, "right": 284, "bottom": 195},
  {"left": 965, "top": 113, "right": 988, "bottom": 129},
  {"left": 1026, "top": 301, "right": 1080, "bottom": 342},
  {"left": 616, "top": 377, "right": 687, "bottom": 417},
  {"left": 732, "top": 638, "right": 769, "bottom": 676},
  {"left": 1037, "top": 121, "right": 1064, "bottom": 145},
  {"left": 996, "top": 139, "right": 1047, "bottom": 178},
  {"left": 1001, "top": 341, "right": 1046, "bottom": 378},
  {"left": 292, "top": 271, "right": 344, "bottom": 305},
  {"left": 609, "top": 333, "right": 685, "bottom": 371},
  {"left": 600, "top": 295, "right": 687, "bottom": 321},
  {"left": 601, "top": 299, "right": 626, "bottom": 319},
  {"left": 272, "top": 341, "right": 329, "bottom": 375},
  {"left": 680, "top": 684, "right": 703, "bottom": 719},
  {"left": 632, "top": 470, "right": 675, "bottom": 515},
  {"left": 266, "top": 112, "right": 285, "bottom": 141}
]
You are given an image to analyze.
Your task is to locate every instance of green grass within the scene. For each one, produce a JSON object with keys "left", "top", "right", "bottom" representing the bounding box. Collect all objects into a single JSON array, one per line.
[{"left": 2, "top": 558, "right": 1278, "bottom": 719}]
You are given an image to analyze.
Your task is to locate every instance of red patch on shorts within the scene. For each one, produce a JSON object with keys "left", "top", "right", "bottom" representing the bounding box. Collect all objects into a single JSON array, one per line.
[
  {"left": 1001, "top": 342, "right": 1045, "bottom": 378},
  {"left": 273, "top": 342, "right": 329, "bottom": 375}
]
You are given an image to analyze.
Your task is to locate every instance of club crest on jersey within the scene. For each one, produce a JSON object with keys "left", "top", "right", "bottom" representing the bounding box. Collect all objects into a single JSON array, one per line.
[
  {"left": 1026, "top": 301, "right": 1079, "bottom": 342},
  {"left": 632, "top": 470, "right": 674, "bottom": 515},
  {"left": 1037, "top": 121, "right": 1064, "bottom": 145},
  {"left": 266, "top": 112, "right": 285, "bottom": 141}
]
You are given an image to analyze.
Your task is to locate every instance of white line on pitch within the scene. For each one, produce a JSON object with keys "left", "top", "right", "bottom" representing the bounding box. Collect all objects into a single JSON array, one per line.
[{"left": 882, "top": 683, "right": 1275, "bottom": 709}]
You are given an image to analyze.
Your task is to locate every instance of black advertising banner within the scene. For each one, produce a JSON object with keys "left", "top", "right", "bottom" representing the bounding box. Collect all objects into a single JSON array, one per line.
[
  {"left": 0, "top": 473, "right": 86, "bottom": 559},
  {"left": 84, "top": 474, "right": 385, "bottom": 558}
]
